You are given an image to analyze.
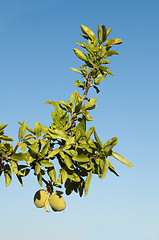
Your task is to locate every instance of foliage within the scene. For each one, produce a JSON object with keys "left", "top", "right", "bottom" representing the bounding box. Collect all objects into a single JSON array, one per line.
[{"left": 0, "top": 24, "right": 134, "bottom": 201}]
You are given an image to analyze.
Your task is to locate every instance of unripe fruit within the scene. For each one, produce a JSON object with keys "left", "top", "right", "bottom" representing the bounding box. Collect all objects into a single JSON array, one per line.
[
  {"left": 34, "top": 190, "right": 49, "bottom": 208},
  {"left": 49, "top": 193, "right": 66, "bottom": 212}
]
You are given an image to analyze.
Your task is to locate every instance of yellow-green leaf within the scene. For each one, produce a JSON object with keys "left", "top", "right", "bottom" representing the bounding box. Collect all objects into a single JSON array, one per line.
[
  {"left": 85, "top": 170, "right": 92, "bottom": 196},
  {"left": 112, "top": 152, "right": 134, "bottom": 167},
  {"left": 71, "top": 68, "right": 82, "bottom": 74},
  {"left": 0, "top": 123, "right": 8, "bottom": 131},
  {"left": 81, "top": 25, "right": 97, "bottom": 42},
  {"left": 73, "top": 48, "right": 88, "bottom": 62},
  {"left": 18, "top": 120, "right": 26, "bottom": 141},
  {"left": 34, "top": 122, "right": 42, "bottom": 138}
]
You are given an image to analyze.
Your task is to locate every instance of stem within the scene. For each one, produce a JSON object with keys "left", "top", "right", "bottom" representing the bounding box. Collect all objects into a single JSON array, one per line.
[
  {"left": 42, "top": 177, "right": 53, "bottom": 194},
  {"left": 68, "top": 71, "right": 92, "bottom": 128},
  {"left": 13, "top": 144, "right": 18, "bottom": 154},
  {"left": 81, "top": 71, "right": 92, "bottom": 101}
]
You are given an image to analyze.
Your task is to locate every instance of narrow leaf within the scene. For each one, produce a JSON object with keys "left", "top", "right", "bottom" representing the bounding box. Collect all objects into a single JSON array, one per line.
[
  {"left": 101, "top": 157, "right": 109, "bottom": 180},
  {"left": 0, "top": 123, "right": 8, "bottom": 131},
  {"left": 18, "top": 120, "right": 26, "bottom": 141},
  {"left": 112, "top": 152, "right": 134, "bottom": 167},
  {"left": 34, "top": 122, "right": 42, "bottom": 138},
  {"left": 0, "top": 135, "right": 13, "bottom": 141},
  {"left": 85, "top": 170, "right": 92, "bottom": 196},
  {"left": 71, "top": 68, "right": 82, "bottom": 74}
]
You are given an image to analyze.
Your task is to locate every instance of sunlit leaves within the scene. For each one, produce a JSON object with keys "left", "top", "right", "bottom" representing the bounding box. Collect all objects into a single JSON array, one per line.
[
  {"left": 85, "top": 170, "right": 92, "bottom": 196},
  {"left": 71, "top": 68, "right": 82, "bottom": 74},
  {"left": 112, "top": 152, "right": 134, "bottom": 167},
  {"left": 72, "top": 154, "right": 89, "bottom": 162},
  {"left": 34, "top": 122, "right": 42, "bottom": 138},
  {"left": 0, "top": 123, "right": 8, "bottom": 131},
  {"left": 0, "top": 24, "right": 134, "bottom": 201},
  {"left": 73, "top": 48, "right": 88, "bottom": 62},
  {"left": 81, "top": 25, "right": 97, "bottom": 42}
]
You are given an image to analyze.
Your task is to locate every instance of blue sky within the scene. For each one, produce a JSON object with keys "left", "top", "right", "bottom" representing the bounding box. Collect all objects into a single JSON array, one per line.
[{"left": 0, "top": 0, "right": 159, "bottom": 239}]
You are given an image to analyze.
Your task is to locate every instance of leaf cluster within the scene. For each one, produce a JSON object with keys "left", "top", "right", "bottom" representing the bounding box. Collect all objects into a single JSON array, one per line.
[{"left": 0, "top": 24, "right": 133, "bottom": 197}]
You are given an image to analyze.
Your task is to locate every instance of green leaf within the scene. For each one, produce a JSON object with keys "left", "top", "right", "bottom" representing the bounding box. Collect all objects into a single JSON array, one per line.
[
  {"left": 105, "top": 50, "right": 119, "bottom": 56},
  {"left": 70, "top": 91, "right": 77, "bottom": 108},
  {"left": 75, "top": 117, "right": 86, "bottom": 135},
  {"left": 0, "top": 123, "right": 8, "bottom": 131},
  {"left": 106, "top": 38, "right": 123, "bottom": 46},
  {"left": 0, "top": 130, "right": 4, "bottom": 135},
  {"left": 26, "top": 153, "right": 34, "bottom": 164},
  {"left": 18, "top": 120, "right": 26, "bottom": 141},
  {"left": 10, "top": 161, "right": 18, "bottom": 174},
  {"left": 98, "top": 24, "right": 102, "bottom": 44},
  {"left": 107, "top": 70, "right": 114, "bottom": 76},
  {"left": 18, "top": 142, "right": 27, "bottom": 152},
  {"left": 47, "top": 166, "right": 56, "bottom": 182},
  {"left": 11, "top": 153, "right": 27, "bottom": 161},
  {"left": 28, "top": 143, "right": 43, "bottom": 158},
  {"left": 71, "top": 68, "right": 82, "bottom": 74},
  {"left": 82, "top": 111, "right": 93, "bottom": 121},
  {"left": 107, "top": 28, "right": 112, "bottom": 37},
  {"left": 53, "top": 101, "right": 63, "bottom": 119},
  {"left": 99, "top": 66, "right": 109, "bottom": 73},
  {"left": 81, "top": 66, "right": 89, "bottom": 77},
  {"left": 73, "top": 48, "right": 88, "bottom": 62},
  {"left": 94, "top": 74, "right": 107, "bottom": 85},
  {"left": 37, "top": 172, "right": 42, "bottom": 187},
  {"left": 16, "top": 175, "right": 23, "bottom": 186},
  {"left": 40, "top": 160, "right": 54, "bottom": 168},
  {"left": 100, "top": 46, "right": 107, "bottom": 58},
  {"left": 18, "top": 122, "right": 34, "bottom": 134},
  {"left": 94, "top": 129, "right": 103, "bottom": 149},
  {"left": 23, "top": 134, "right": 35, "bottom": 141},
  {"left": 100, "top": 59, "right": 110, "bottom": 64},
  {"left": 74, "top": 80, "right": 85, "bottom": 89},
  {"left": 79, "top": 180, "right": 84, "bottom": 197},
  {"left": 74, "top": 101, "right": 82, "bottom": 114},
  {"left": 44, "top": 100, "right": 56, "bottom": 106},
  {"left": 112, "top": 152, "right": 134, "bottom": 167},
  {"left": 41, "top": 126, "right": 49, "bottom": 134},
  {"left": 86, "top": 126, "right": 95, "bottom": 139},
  {"left": 41, "top": 141, "right": 50, "bottom": 157},
  {"left": 49, "top": 128, "right": 68, "bottom": 140},
  {"left": 64, "top": 137, "right": 75, "bottom": 150},
  {"left": 0, "top": 135, "right": 13, "bottom": 141},
  {"left": 34, "top": 122, "right": 42, "bottom": 138},
  {"left": 103, "top": 137, "right": 118, "bottom": 149},
  {"left": 19, "top": 168, "right": 30, "bottom": 177},
  {"left": 81, "top": 25, "right": 97, "bottom": 42},
  {"left": 101, "top": 157, "right": 109, "bottom": 179},
  {"left": 108, "top": 160, "right": 119, "bottom": 176},
  {"left": 102, "top": 25, "right": 107, "bottom": 42},
  {"left": 35, "top": 163, "right": 41, "bottom": 175},
  {"left": 63, "top": 154, "right": 74, "bottom": 170},
  {"left": 4, "top": 164, "right": 12, "bottom": 187},
  {"left": 67, "top": 171, "right": 81, "bottom": 182},
  {"left": 47, "top": 148, "right": 60, "bottom": 158},
  {"left": 72, "top": 154, "right": 89, "bottom": 162},
  {"left": 85, "top": 170, "right": 92, "bottom": 196},
  {"left": 82, "top": 98, "right": 97, "bottom": 111},
  {"left": 59, "top": 168, "right": 67, "bottom": 184}
]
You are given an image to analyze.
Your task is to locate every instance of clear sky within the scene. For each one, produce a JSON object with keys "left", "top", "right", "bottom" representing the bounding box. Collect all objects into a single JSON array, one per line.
[{"left": 0, "top": 0, "right": 159, "bottom": 239}]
